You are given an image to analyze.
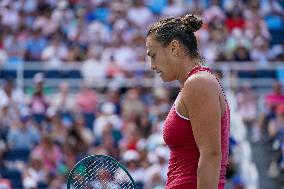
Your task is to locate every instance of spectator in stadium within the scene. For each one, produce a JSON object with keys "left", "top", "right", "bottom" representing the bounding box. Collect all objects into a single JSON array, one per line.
[
  {"left": 28, "top": 73, "right": 49, "bottom": 125},
  {"left": 121, "top": 88, "right": 145, "bottom": 120},
  {"left": 251, "top": 37, "right": 272, "bottom": 63},
  {"left": 267, "top": 104, "right": 284, "bottom": 178},
  {"left": 104, "top": 88, "right": 122, "bottom": 115},
  {"left": 105, "top": 55, "right": 125, "bottom": 79},
  {"left": 268, "top": 104, "right": 284, "bottom": 142},
  {"left": 265, "top": 81, "right": 284, "bottom": 107},
  {"left": 122, "top": 150, "right": 145, "bottom": 184},
  {"left": 236, "top": 82, "right": 259, "bottom": 142},
  {"left": 161, "top": 0, "right": 185, "bottom": 17},
  {"left": 224, "top": 28, "right": 251, "bottom": 62},
  {"left": 73, "top": 114, "right": 94, "bottom": 147},
  {"left": 22, "top": 156, "right": 48, "bottom": 187},
  {"left": 0, "top": 78, "right": 24, "bottom": 116},
  {"left": 0, "top": 139, "right": 6, "bottom": 168},
  {"left": 41, "top": 36, "right": 68, "bottom": 67},
  {"left": 49, "top": 113, "right": 68, "bottom": 145},
  {"left": 75, "top": 83, "right": 97, "bottom": 129},
  {"left": 126, "top": 0, "right": 153, "bottom": 30},
  {"left": 236, "top": 83, "right": 257, "bottom": 127},
  {"left": 120, "top": 121, "right": 141, "bottom": 152},
  {"left": 145, "top": 146, "right": 169, "bottom": 189},
  {"left": 233, "top": 45, "right": 251, "bottom": 62},
  {"left": 64, "top": 114, "right": 96, "bottom": 159},
  {"left": 81, "top": 48, "right": 107, "bottom": 84},
  {"left": 225, "top": 5, "right": 246, "bottom": 32},
  {"left": 3, "top": 31, "right": 26, "bottom": 65},
  {"left": 31, "top": 135, "right": 62, "bottom": 176},
  {"left": 257, "top": 81, "right": 284, "bottom": 141},
  {"left": 51, "top": 82, "right": 74, "bottom": 114},
  {"left": 48, "top": 175, "right": 66, "bottom": 189},
  {"left": 7, "top": 115, "right": 40, "bottom": 150},
  {"left": 93, "top": 102, "right": 121, "bottom": 140},
  {"left": 0, "top": 104, "right": 13, "bottom": 140},
  {"left": 25, "top": 30, "right": 48, "bottom": 61},
  {"left": 0, "top": 44, "right": 8, "bottom": 67},
  {"left": 75, "top": 83, "right": 97, "bottom": 114}
]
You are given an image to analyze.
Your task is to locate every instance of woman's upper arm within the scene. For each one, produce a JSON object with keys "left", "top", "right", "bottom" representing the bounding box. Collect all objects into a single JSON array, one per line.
[{"left": 182, "top": 75, "right": 222, "bottom": 156}]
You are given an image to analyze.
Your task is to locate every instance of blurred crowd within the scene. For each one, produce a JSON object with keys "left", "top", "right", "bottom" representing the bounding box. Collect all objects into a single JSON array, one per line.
[
  {"left": 235, "top": 81, "right": 284, "bottom": 185},
  {"left": 0, "top": 74, "right": 175, "bottom": 189},
  {"left": 0, "top": 0, "right": 283, "bottom": 70},
  {"left": 0, "top": 0, "right": 284, "bottom": 189}
]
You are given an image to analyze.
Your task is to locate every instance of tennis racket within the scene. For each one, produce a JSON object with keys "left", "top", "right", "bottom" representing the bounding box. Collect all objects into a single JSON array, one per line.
[{"left": 67, "top": 155, "right": 138, "bottom": 189}]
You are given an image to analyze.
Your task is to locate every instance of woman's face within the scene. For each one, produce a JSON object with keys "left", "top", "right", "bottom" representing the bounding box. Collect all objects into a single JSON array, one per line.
[{"left": 146, "top": 36, "right": 178, "bottom": 82}]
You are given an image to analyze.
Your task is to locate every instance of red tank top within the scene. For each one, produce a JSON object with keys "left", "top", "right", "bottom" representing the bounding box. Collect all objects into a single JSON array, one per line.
[{"left": 163, "top": 67, "right": 230, "bottom": 189}]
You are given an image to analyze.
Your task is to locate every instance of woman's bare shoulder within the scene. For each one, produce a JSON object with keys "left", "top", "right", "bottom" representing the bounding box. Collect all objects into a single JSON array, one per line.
[{"left": 183, "top": 72, "right": 220, "bottom": 97}]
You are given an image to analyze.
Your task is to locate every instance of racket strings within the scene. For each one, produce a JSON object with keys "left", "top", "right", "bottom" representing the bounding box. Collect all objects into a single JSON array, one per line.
[
  {"left": 73, "top": 159, "right": 105, "bottom": 188},
  {"left": 70, "top": 157, "right": 135, "bottom": 189}
]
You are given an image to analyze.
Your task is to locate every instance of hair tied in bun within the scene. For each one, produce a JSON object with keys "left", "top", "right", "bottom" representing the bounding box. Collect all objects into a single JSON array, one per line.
[{"left": 181, "top": 14, "right": 203, "bottom": 32}]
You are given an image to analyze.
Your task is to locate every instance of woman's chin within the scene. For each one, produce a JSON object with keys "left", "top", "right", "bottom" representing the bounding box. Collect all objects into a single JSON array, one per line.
[
  {"left": 161, "top": 75, "right": 172, "bottom": 82},
  {"left": 159, "top": 73, "right": 174, "bottom": 82}
]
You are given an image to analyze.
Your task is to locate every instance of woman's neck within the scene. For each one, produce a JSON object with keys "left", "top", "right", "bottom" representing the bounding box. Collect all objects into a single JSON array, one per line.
[{"left": 177, "top": 61, "right": 201, "bottom": 87}]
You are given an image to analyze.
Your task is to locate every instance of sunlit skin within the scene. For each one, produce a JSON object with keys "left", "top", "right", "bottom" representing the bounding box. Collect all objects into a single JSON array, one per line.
[{"left": 146, "top": 35, "right": 199, "bottom": 86}]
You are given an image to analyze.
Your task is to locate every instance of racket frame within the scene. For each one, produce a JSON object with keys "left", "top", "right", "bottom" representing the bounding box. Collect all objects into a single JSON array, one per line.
[{"left": 67, "top": 155, "right": 138, "bottom": 189}]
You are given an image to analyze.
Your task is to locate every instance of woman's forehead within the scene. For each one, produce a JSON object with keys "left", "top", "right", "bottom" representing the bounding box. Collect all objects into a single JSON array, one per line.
[{"left": 146, "top": 37, "right": 160, "bottom": 49}]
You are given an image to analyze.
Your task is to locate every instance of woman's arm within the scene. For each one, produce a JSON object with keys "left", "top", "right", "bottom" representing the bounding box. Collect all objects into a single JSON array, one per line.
[{"left": 182, "top": 74, "right": 222, "bottom": 189}]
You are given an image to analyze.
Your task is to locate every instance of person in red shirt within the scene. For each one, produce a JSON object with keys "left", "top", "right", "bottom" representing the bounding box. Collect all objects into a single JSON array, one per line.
[
  {"left": 146, "top": 14, "right": 230, "bottom": 189},
  {"left": 225, "top": 7, "right": 246, "bottom": 32}
]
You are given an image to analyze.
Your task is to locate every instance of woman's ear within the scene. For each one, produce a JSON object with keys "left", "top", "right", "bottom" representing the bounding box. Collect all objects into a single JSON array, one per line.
[{"left": 170, "top": 40, "right": 180, "bottom": 57}]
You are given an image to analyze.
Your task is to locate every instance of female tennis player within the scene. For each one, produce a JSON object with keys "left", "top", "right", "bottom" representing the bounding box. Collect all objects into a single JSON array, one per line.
[{"left": 146, "top": 14, "right": 230, "bottom": 189}]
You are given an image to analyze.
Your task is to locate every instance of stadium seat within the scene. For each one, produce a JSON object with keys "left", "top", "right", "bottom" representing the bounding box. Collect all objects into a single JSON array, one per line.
[
  {"left": 10, "top": 179, "right": 23, "bottom": 189},
  {"left": 0, "top": 169, "right": 21, "bottom": 180},
  {"left": 38, "top": 181, "right": 48, "bottom": 189},
  {"left": 136, "top": 181, "right": 144, "bottom": 189},
  {"left": 0, "top": 169, "right": 23, "bottom": 189},
  {"left": 4, "top": 149, "right": 30, "bottom": 162},
  {"left": 0, "top": 70, "right": 17, "bottom": 79},
  {"left": 270, "top": 29, "right": 284, "bottom": 45},
  {"left": 23, "top": 69, "right": 82, "bottom": 79}
]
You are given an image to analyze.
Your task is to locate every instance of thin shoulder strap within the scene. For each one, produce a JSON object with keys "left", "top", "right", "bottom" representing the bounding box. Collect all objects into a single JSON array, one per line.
[
  {"left": 186, "top": 66, "right": 228, "bottom": 102},
  {"left": 186, "top": 66, "right": 211, "bottom": 79}
]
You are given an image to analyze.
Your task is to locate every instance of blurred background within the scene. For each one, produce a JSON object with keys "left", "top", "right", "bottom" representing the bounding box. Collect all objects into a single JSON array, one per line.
[{"left": 0, "top": 0, "right": 283, "bottom": 189}]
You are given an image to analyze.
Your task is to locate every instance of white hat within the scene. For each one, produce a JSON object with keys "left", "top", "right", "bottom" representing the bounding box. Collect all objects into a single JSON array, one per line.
[
  {"left": 23, "top": 177, "right": 37, "bottom": 189},
  {"left": 123, "top": 150, "right": 139, "bottom": 162},
  {"left": 155, "top": 146, "right": 169, "bottom": 159},
  {"left": 113, "top": 19, "right": 128, "bottom": 31},
  {"left": 57, "top": 0, "right": 68, "bottom": 9},
  {"left": 0, "top": 96, "right": 8, "bottom": 109},
  {"left": 101, "top": 102, "right": 115, "bottom": 114},
  {"left": 33, "top": 73, "right": 44, "bottom": 84}
]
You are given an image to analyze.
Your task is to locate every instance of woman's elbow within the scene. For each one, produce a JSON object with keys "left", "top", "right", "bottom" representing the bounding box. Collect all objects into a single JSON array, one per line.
[{"left": 200, "top": 150, "right": 222, "bottom": 161}]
